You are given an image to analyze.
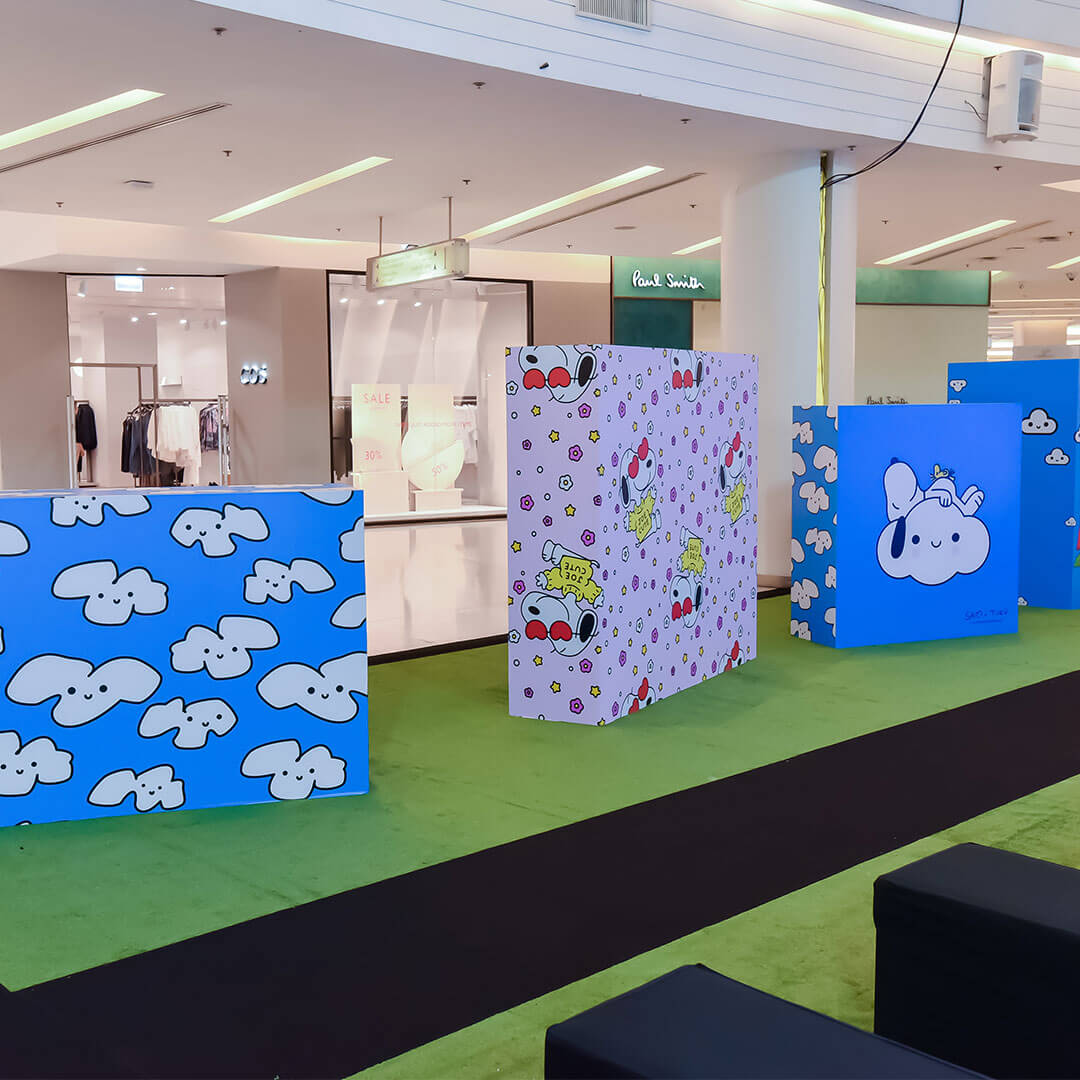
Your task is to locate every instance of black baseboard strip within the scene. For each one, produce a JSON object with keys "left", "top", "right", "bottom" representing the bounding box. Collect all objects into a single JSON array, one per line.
[{"left": 5, "top": 672, "right": 1080, "bottom": 1079}]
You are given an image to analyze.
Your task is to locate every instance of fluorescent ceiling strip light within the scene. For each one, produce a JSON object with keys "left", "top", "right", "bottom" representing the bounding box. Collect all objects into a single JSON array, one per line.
[
  {"left": 210, "top": 156, "right": 391, "bottom": 223},
  {"left": 993, "top": 298, "right": 1080, "bottom": 304},
  {"left": 673, "top": 234, "right": 722, "bottom": 256},
  {"left": 1044, "top": 179, "right": 1080, "bottom": 194},
  {"left": 0, "top": 89, "right": 163, "bottom": 153},
  {"left": 463, "top": 166, "right": 663, "bottom": 242},
  {"left": 875, "top": 220, "right": 1015, "bottom": 266},
  {"left": 1048, "top": 254, "right": 1080, "bottom": 270}
]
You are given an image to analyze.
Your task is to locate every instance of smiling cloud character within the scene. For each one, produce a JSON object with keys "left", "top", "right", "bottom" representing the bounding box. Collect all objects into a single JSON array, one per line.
[
  {"left": 799, "top": 481, "right": 830, "bottom": 514},
  {"left": 813, "top": 445, "right": 838, "bottom": 483},
  {"left": 1023, "top": 408, "right": 1058, "bottom": 435},
  {"left": 825, "top": 564, "right": 837, "bottom": 589},
  {"left": 0, "top": 523, "right": 29, "bottom": 556},
  {"left": 6, "top": 655, "right": 161, "bottom": 727},
  {"left": 791, "top": 578, "right": 819, "bottom": 610},
  {"left": 302, "top": 488, "right": 355, "bottom": 506},
  {"left": 89, "top": 765, "right": 184, "bottom": 812},
  {"left": 792, "top": 421, "right": 813, "bottom": 445},
  {"left": 51, "top": 492, "right": 149, "bottom": 527},
  {"left": 805, "top": 527, "right": 832, "bottom": 555},
  {"left": 790, "top": 538, "right": 805, "bottom": 566},
  {"left": 949, "top": 379, "right": 967, "bottom": 393},
  {"left": 330, "top": 594, "right": 367, "bottom": 629},
  {"left": 241, "top": 740, "right": 346, "bottom": 800},
  {"left": 257, "top": 652, "right": 367, "bottom": 722},
  {"left": 339, "top": 519, "right": 365, "bottom": 563},
  {"left": 792, "top": 451, "right": 806, "bottom": 486},
  {"left": 138, "top": 698, "right": 237, "bottom": 749},
  {"left": 0, "top": 731, "right": 72, "bottom": 796},
  {"left": 244, "top": 559, "right": 335, "bottom": 604},
  {"left": 1046, "top": 447, "right": 1070, "bottom": 466},
  {"left": 170, "top": 504, "right": 269, "bottom": 557},
  {"left": 170, "top": 616, "right": 279, "bottom": 679},
  {"left": 52, "top": 561, "right": 167, "bottom": 625},
  {"left": 790, "top": 620, "right": 810, "bottom": 640}
]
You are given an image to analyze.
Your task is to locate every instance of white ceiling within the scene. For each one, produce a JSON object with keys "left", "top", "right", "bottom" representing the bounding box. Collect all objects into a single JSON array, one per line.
[{"left": 1, "top": 0, "right": 1080, "bottom": 292}]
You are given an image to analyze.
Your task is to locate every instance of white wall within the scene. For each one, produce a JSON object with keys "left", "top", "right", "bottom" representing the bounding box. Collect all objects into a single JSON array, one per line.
[{"left": 854, "top": 305, "right": 989, "bottom": 404}]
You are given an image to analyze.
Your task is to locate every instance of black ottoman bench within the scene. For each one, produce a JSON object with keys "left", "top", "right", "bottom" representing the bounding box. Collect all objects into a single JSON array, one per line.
[
  {"left": 875, "top": 842, "right": 1080, "bottom": 1078},
  {"left": 545, "top": 964, "right": 979, "bottom": 1078}
]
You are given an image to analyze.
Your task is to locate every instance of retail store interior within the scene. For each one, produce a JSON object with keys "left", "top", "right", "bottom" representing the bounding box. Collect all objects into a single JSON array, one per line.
[{"left": 3, "top": 0, "right": 1080, "bottom": 1077}]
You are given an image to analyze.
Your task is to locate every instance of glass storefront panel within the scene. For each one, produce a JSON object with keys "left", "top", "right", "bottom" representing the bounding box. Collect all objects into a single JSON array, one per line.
[{"left": 328, "top": 272, "right": 528, "bottom": 518}]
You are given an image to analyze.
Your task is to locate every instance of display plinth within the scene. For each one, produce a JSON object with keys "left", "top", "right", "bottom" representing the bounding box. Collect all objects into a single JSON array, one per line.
[
  {"left": 507, "top": 345, "right": 758, "bottom": 726},
  {"left": 790, "top": 403, "right": 1020, "bottom": 648},
  {"left": 353, "top": 468, "right": 409, "bottom": 515},
  {"left": 414, "top": 488, "right": 463, "bottom": 513},
  {"left": 948, "top": 358, "right": 1080, "bottom": 608},
  {"left": 0, "top": 486, "right": 368, "bottom": 827}
]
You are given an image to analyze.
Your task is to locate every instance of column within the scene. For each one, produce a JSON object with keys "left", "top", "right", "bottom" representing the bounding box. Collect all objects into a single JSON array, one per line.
[
  {"left": 824, "top": 149, "right": 858, "bottom": 406},
  {"left": 720, "top": 152, "right": 823, "bottom": 583},
  {"left": 224, "top": 268, "right": 331, "bottom": 485}
]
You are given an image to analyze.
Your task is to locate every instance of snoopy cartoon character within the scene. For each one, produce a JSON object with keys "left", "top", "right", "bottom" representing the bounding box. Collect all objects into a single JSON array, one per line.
[
  {"left": 669, "top": 350, "right": 703, "bottom": 402},
  {"left": 516, "top": 345, "right": 597, "bottom": 404},
  {"left": 670, "top": 573, "right": 703, "bottom": 628},
  {"left": 620, "top": 677, "right": 656, "bottom": 717},
  {"left": 719, "top": 431, "right": 748, "bottom": 523},
  {"left": 876, "top": 459, "right": 990, "bottom": 586},
  {"left": 619, "top": 437, "right": 662, "bottom": 543},
  {"left": 520, "top": 541, "right": 604, "bottom": 657}
]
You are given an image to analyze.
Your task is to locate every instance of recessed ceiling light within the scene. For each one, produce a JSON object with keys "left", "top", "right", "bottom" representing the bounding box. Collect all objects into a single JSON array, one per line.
[
  {"left": 0, "top": 89, "right": 163, "bottom": 153},
  {"left": 219, "top": 319, "right": 227, "bottom": 326},
  {"left": 462, "top": 165, "right": 663, "bottom": 241},
  {"left": 209, "top": 156, "right": 391, "bottom": 223},
  {"left": 147, "top": 311, "right": 158, "bottom": 316},
  {"left": 339, "top": 296, "right": 349, "bottom": 304},
  {"left": 179, "top": 318, "right": 188, "bottom": 325},
  {"left": 135, "top": 266, "right": 148, "bottom": 272},
  {"left": 376, "top": 298, "right": 386, "bottom": 306},
  {"left": 413, "top": 301, "right": 422, "bottom": 307},
  {"left": 875, "top": 220, "right": 1016, "bottom": 265},
  {"left": 673, "top": 234, "right": 722, "bottom": 255},
  {"left": 130, "top": 316, "right": 139, "bottom": 323}
]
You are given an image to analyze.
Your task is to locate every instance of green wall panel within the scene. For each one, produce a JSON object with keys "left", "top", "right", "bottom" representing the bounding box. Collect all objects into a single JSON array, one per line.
[
  {"left": 855, "top": 268, "right": 990, "bottom": 306},
  {"left": 612, "top": 256, "right": 721, "bottom": 301},
  {"left": 612, "top": 298, "right": 693, "bottom": 349}
]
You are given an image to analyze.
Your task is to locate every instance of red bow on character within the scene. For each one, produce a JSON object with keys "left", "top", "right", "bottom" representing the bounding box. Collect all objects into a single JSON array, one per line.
[
  {"left": 628, "top": 678, "right": 650, "bottom": 713},
  {"left": 732, "top": 432, "right": 741, "bottom": 452},
  {"left": 627, "top": 438, "right": 650, "bottom": 479},
  {"left": 730, "top": 640, "right": 740, "bottom": 660}
]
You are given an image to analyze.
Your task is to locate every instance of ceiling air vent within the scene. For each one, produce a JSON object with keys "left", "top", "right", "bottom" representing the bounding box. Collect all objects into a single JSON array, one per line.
[{"left": 575, "top": 0, "right": 650, "bottom": 29}]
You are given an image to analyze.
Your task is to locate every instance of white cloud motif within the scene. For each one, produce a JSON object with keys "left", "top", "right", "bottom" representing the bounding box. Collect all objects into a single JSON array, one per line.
[
  {"left": 138, "top": 698, "right": 237, "bottom": 749},
  {"left": 6, "top": 655, "right": 161, "bottom": 727},
  {"left": 0, "top": 731, "right": 72, "bottom": 796},
  {"left": 244, "top": 559, "right": 335, "bottom": 604},
  {"left": 1074, "top": 429, "right": 1080, "bottom": 444},
  {"left": 790, "top": 620, "right": 810, "bottom": 640},
  {"left": 791, "top": 578, "right": 819, "bottom": 610},
  {"left": 339, "top": 519, "right": 365, "bottom": 563},
  {"left": 51, "top": 492, "right": 149, "bottom": 527},
  {"left": 1023, "top": 408, "right": 1058, "bottom": 435},
  {"left": 825, "top": 565, "right": 836, "bottom": 589},
  {"left": 52, "top": 561, "right": 167, "bottom": 625},
  {"left": 257, "top": 652, "right": 367, "bottom": 722},
  {"left": 805, "top": 527, "right": 833, "bottom": 555},
  {"left": 813, "top": 445, "right": 838, "bottom": 483},
  {"left": 824, "top": 607, "right": 837, "bottom": 637},
  {"left": 170, "top": 504, "right": 269, "bottom": 557},
  {"left": 241, "top": 740, "right": 346, "bottom": 800},
  {"left": 89, "top": 765, "right": 184, "bottom": 812},
  {"left": 792, "top": 420, "right": 813, "bottom": 445},
  {"left": 799, "top": 481, "right": 830, "bottom": 514},
  {"left": 302, "top": 488, "right": 356, "bottom": 505},
  {"left": 1046, "top": 448, "right": 1070, "bottom": 465},
  {"left": 792, "top": 451, "right": 806, "bottom": 485},
  {"left": 0, "top": 522, "right": 29, "bottom": 556},
  {"left": 1068, "top": 517, "right": 1078, "bottom": 527},
  {"left": 1018, "top": 596, "right": 1028, "bottom": 606},
  {"left": 949, "top": 379, "right": 967, "bottom": 393},
  {"left": 330, "top": 594, "right": 367, "bottom": 629},
  {"left": 790, "top": 539, "right": 805, "bottom": 565},
  {"left": 170, "top": 616, "right": 279, "bottom": 679}
]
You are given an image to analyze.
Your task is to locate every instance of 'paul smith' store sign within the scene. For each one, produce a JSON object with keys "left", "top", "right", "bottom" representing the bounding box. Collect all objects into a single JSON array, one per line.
[{"left": 613, "top": 256, "right": 721, "bottom": 301}]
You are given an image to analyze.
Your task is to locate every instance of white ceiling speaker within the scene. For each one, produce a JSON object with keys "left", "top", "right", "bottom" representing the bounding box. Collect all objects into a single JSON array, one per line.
[
  {"left": 983, "top": 51, "right": 1044, "bottom": 142},
  {"left": 575, "top": 0, "right": 649, "bottom": 29}
]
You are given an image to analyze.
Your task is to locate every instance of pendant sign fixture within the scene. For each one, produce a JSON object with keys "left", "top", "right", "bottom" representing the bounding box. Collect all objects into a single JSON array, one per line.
[{"left": 366, "top": 238, "right": 469, "bottom": 291}]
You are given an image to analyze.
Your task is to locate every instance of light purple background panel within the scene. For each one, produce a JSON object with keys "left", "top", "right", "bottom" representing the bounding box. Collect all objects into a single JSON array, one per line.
[{"left": 506, "top": 345, "right": 758, "bottom": 725}]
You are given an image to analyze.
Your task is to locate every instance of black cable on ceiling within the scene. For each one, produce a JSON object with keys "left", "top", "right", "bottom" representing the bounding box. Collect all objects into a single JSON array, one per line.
[{"left": 821, "top": 0, "right": 966, "bottom": 191}]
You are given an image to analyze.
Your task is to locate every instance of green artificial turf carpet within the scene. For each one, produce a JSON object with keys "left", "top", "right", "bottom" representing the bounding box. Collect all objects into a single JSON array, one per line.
[{"left": 0, "top": 597, "right": 1078, "bottom": 999}]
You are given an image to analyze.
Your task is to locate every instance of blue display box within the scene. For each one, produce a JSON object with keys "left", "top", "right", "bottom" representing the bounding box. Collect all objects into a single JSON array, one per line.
[
  {"left": 791, "top": 404, "right": 1021, "bottom": 648},
  {"left": 948, "top": 358, "right": 1080, "bottom": 608},
  {"left": 0, "top": 486, "right": 367, "bottom": 827}
]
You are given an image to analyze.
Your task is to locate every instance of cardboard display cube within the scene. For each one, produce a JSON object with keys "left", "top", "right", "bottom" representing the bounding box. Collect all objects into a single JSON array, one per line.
[
  {"left": 791, "top": 403, "right": 1020, "bottom": 648},
  {"left": 948, "top": 358, "right": 1080, "bottom": 608},
  {"left": 507, "top": 345, "right": 758, "bottom": 725}
]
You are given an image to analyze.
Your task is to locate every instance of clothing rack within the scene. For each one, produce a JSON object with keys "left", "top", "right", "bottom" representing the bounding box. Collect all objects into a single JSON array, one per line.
[{"left": 125, "top": 397, "right": 229, "bottom": 488}]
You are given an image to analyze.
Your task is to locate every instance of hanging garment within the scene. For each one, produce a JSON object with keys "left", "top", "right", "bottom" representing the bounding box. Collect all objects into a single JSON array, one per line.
[
  {"left": 199, "top": 404, "right": 220, "bottom": 451},
  {"left": 453, "top": 404, "right": 480, "bottom": 465},
  {"left": 156, "top": 405, "right": 202, "bottom": 485},
  {"left": 75, "top": 403, "right": 98, "bottom": 451}
]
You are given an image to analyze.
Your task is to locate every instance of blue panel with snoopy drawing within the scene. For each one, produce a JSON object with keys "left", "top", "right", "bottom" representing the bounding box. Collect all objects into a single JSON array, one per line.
[
  {"left": 0, "top": 486, "right": 367, "bottom": 828},
  {"left": 791, "top": 404, "right": 1020, "bottom": 648},
  {"left": 948, "top": 358, "right": 1080, "bottom": 608}
]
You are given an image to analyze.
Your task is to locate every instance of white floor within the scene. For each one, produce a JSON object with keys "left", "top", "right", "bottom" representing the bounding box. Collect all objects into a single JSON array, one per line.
[{"left": 365, "top": 517, "right": 508, "bottom": 656}]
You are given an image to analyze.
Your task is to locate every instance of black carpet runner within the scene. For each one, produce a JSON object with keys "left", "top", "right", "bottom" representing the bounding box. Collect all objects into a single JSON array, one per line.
[{"left": 4, "top": 671, "right": 1080, "bottom": 1078}]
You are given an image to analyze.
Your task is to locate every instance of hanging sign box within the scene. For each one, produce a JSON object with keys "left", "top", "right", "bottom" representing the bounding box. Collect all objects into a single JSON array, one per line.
[{"left": 366, "top": 239, "right": 469, "bottom": 291}]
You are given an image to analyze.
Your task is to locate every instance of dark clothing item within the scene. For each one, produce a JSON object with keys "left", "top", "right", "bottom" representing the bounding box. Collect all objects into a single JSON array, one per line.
[{"left": 75, "top": 403, "right": 98, "bottom": 451}]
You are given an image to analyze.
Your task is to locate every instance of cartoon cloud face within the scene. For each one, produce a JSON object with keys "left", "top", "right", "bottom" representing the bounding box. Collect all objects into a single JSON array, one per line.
[
  {"left": 877, "top": 497, "right": 991, "bottom": 585},
  {"left": 6, "top": 655, "right": 161, "bottom": 727},
  {"left": 89, "top": 765, "right": 184, "bottom": 812},
  {"left": 240, "top": 740, "right": 346, "bottom": 800},
  {"left": 1022, "top": 408, "right": 1057, "bottom": 435},
  {"left": 51, "top": 492, "right": 149, "bottom": 527},
  {"left": 669, "top": 350, "right": 703, "bottom": 401},
  {"left": 517, "top": 346, "right": 596, "bottom": 403},
  {"left": 170, "top": 616, "right": 279, "bottom": 679},
  {"left": 243, "top": 559, "right": 335, "bottom": 604},
  {"left": 256, "top": 652, "right": 367, "bottom": 722},
  {"left": 170, "top": 504, "right": 269, "bottom": 557},
  {"left": 138, "top": 698, "right": 238, "bottom": 749},
  {"left": 0, "top": 731, "right": 73, "bottom": 796},
  {"left": 0, "top": 522, "right": 29, "bottom": 556},
  {"left": 52, "top": 561, "right": 168, "bottom": 625}
]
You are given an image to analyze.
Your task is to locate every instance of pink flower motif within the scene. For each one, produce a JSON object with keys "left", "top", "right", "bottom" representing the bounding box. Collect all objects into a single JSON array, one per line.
[
  {"left": 513, "top": 580, "right": 525, "bottom": 594},
  {"left": 651, "top": 390, "right": 659, "bottom": 405},
  {"left": 522, "top": 440, "right": 532, "bottom": 450},
  {"left": 543, "top": 515, "right": 553, "bottom": 527},
  {"left": 619, "top": 650, "right": 627, "bottom": 666},
  {"left": 578, "top": 403, "right": 592, "bottom": 419},
  {"left": 581, "top": 529, "right": 596, "bottom": 547},
  {"left": 593, "top": 495, "right": 602, "bottom": 507},
  {"left": 618, "top": 402, "right": 626, "bottom": 418},
  {"left": 579, "top": 658, "right": 593, "bottom": 673},
  {"left": 520, "top": 495, "right": 534, "bottom": 511},
  {"left": 651, "top": 628, "right": 659, "bottom": 643},
  {"left": 569, "top": 698, "right": 584, "bottom": 714},
  {"left": 524, "top": 687, "right": 534, "bottom": 698},
  {"left": 568, "top": 445, "right": 583, "bottom": 462}
]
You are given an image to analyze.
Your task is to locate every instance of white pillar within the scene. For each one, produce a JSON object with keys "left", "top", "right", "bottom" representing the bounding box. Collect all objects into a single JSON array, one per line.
[
  {"left": 824, "top": 149, "right": 857, "bottom": 405},
  {"left": 721, "top": 152, "right": 821, "bottom": 583}
]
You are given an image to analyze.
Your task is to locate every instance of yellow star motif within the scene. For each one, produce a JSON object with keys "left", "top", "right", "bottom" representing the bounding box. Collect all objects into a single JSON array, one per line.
[
  {"left": 597, "top": 465, "right": 605, "bottom": 476},
  {"left": 511, "top": 541, "right": 522, "bottom": 553},
  {"left": 682, "top": 653, "right": 689, "bottom": 663},
  {"left": 565, "top": 504, "right": 576, "bottom": 517},
  {"left": 621, "top": 585, "right": 627, "bottom": 595},
  {"left": 683, "top": 427, "right": 690, "bottom": 437},
  {"left": 642, "top": 645, "right": 647, "bottom": 655},
  {"left": 589, "top": 430, "right": 600, "bottom": 443},
  {"left": 531, "top": 405, "right": 541, "bottom": 416},
  {"left": 549, "top": 430, "right": 559, "bottom": 442},
  {"left": 590, "top": 685, "right": 601, "bottom": 697},
  {"left": 508, "top": 596, "right": 514, "bottom": 606},
  {"left": 534, "top": 655, "right": 543, "bottom": 665},
  {"left": 595, "top": 645, "right": 603, "bottom": 654},
  {"left": 641, "top": 404, "right": 647, "bottom": 414},
  {"left": 632, "top": 422, "right": 638, "bottom": 432},
  {"left": 632, "top": 665, "right": 638, "bottom": 676},
  {"left": 550, "top": 681, "right": 561, "bottom": 693},
  {"left": 593, "top": 388, "right": 601, "bottom": 398},
  {"left": 612, "top": 375, "right": 618, "bottom": 385}
]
